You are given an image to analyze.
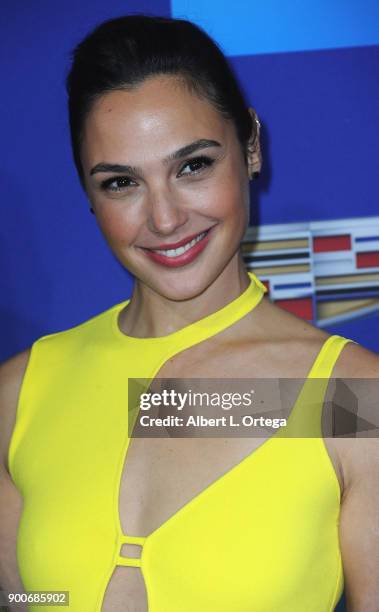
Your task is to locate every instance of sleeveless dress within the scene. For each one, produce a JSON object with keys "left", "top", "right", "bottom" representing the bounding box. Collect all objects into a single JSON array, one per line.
[{"left": 8, "top": 271, "right": 354, "bottom": 611}]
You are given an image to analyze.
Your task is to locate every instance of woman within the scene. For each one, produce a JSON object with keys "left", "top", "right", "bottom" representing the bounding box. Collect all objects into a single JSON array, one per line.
[{"left": 0, "top": 14, "right": 378, "bottom": 612}]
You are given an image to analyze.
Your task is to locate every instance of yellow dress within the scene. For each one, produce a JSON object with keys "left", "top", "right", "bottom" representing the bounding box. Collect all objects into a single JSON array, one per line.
[{"left": 8, "top": 271, "right": 353, "bottom": 610}]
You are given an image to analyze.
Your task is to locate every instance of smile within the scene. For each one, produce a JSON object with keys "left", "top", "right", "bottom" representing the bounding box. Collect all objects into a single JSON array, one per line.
[
  {"left": 140, "top": 226, "right": 214, "bottom": 268},
  {"left": 151, "top": 230, "right": 208, "bottom": 257}
]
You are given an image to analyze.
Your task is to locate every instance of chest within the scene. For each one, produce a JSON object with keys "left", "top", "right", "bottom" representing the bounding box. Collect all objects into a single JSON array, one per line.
[
  {"left": 117, "top": 340, "right": 341, "bottom": 537},
  {"left": 118, "top": 436, "right": 270, "bottom": 537}
]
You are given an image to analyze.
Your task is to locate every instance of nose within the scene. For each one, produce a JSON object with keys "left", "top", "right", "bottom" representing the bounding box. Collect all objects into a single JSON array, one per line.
[{"left": 145, "top": 184, "right": 188, "bottom": 235}]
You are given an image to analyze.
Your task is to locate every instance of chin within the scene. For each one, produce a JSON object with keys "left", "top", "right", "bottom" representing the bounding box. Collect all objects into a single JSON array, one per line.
[{"left": 147, "top": 271, "right": 216, "bottom": 302}]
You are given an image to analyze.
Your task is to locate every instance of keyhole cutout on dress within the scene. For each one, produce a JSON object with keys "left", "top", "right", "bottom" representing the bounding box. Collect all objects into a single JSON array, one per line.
[{"left": 101, "top": 565, "right": 148, "bottom": 612}]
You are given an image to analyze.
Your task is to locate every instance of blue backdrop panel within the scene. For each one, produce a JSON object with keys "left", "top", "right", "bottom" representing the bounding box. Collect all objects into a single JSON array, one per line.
[
  {"left": 172, "top": 0, "right": 379, "bottom": 54},
  {"left": 230, "top": 45, "right": 379, "bottom": 225}
]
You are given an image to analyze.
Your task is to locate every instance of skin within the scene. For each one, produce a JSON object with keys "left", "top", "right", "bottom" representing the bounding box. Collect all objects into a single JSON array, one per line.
[{"left": 0, "top": 74, "right": 379, "bottom": 611}]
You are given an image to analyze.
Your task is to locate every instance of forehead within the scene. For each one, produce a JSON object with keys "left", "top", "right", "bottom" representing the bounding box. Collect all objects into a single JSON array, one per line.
[{"left": 81, "top": 76, "right": 233, "bottom": 163}]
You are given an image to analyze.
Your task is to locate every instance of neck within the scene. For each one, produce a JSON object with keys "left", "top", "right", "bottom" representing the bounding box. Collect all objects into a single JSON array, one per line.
[{"left": 119, "top": 252, "right": 251, "bottom": 339}]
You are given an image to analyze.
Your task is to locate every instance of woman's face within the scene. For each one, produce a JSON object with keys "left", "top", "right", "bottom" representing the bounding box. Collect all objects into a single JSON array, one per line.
[{"left": 81, "top": 75, "right": 255, "bottom": 300}]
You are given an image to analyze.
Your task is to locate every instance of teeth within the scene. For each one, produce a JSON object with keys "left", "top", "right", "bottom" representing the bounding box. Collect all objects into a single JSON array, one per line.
[{"left": 153, "top": 231, "right": 207, "bottom": 257}]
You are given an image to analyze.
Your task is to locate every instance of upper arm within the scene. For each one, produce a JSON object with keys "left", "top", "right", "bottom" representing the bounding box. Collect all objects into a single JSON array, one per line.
[
  {"left": 0, "top": 349, "right": 31, "bottom": 601},
  {"left": 332, "top": 341, "right": 379, "bottom": 611},
  {"left": 0, "top": 348, "right": 31, "bottom": 474},
  {"left": 339, "top": 438, "right": 379, "bottom": 611}
]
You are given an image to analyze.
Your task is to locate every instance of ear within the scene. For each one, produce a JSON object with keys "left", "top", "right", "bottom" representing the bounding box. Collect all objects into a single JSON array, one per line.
[{"left": 246, "top": 107, "right": 262, "bottom": 179}]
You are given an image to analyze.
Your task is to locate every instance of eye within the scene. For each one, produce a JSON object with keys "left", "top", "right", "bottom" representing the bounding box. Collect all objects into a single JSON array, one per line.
[
  {"left": 99, "top": 176, "right": 137, "bottom": 193},
  {"left": 177, "top": 155, "right": 215, "bottom": 177}
]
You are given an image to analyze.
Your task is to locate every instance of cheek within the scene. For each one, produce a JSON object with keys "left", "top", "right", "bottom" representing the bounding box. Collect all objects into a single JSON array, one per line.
[
  {"left": 207, "top": 163, "right": 248, "bottom": 221},
  {"left": 94, "top": 204, "right": 141, "bottom": 246}
]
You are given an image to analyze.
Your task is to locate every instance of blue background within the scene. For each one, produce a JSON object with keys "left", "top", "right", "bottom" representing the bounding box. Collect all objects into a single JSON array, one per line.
[{"left": 1, "top": 0, "right": 378, "bottom": 372}]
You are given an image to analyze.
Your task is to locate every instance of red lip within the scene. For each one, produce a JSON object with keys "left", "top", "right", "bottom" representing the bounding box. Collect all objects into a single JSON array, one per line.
[
  {"left": 141, "top": 227, "right": 212, "bottom": 251},
  {"left": 140, "top": 224, "right": 215, "bottom": 268}
]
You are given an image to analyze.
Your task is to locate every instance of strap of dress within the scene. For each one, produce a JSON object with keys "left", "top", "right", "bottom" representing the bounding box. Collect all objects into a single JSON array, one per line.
[
  {"left": 278, "top": 334, "right": 357, "bottom": 438},
  {"left": 307, "top": 335, "right": 357, "bottom": 379}
]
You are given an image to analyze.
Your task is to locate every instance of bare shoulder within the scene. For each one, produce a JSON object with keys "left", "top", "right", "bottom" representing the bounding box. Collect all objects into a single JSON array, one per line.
[
  {"left": 248, "top": 297, "right": 331, "bottom": 368},
  {"left": 255, "top": 295, "right": 330, "bottom": 344},
  {"left": 258, "top": 298, "right": 379, "bottom": 370},
  {"left": 329, "top": 339, "right": 379, "bottom": 477},
  {"left": 0, "top": 348, "right": 32, "bottom": 475},
  {"left": 332, "top": 337, "right": 379, "bottom": 378}
]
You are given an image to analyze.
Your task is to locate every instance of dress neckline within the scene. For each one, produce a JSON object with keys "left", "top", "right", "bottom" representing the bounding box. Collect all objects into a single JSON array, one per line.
[{"left": 111, "top": 271, "right": 268, "bottom": 346}]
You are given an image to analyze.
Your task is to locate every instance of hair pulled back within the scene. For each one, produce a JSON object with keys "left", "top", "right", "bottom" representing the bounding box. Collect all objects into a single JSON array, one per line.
[{"left": 66, "top": 14, "right": 256, "bottom": 188}]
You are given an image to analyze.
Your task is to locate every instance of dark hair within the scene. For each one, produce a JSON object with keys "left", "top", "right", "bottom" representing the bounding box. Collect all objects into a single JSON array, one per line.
[{"left": 66, "top": 14, "right": 256, "bottom": 189}]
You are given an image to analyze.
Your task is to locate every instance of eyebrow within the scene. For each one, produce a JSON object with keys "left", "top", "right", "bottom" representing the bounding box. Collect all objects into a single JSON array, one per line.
[{"left": 89, "top": 138, "right": 221, "bottom": 176}]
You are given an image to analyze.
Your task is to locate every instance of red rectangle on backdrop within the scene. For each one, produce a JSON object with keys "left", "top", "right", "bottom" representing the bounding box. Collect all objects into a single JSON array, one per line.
[
  {"left": 356, "top": 251, "right": 379, "bottom": 268},
  {"left": 275, "top": 297, "right": 313, "bottom": 320},
  {"left": 313, "top": 235, "right": 351, "bottom": 252}
]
